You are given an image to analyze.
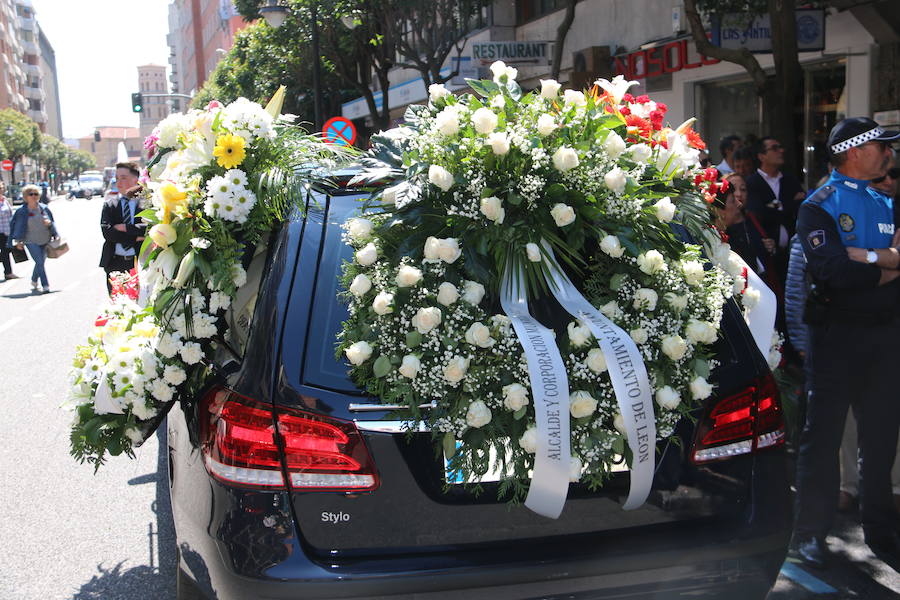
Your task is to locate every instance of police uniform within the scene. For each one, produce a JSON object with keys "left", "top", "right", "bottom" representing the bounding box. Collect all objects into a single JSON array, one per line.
[{"left": 794, "top": 118, "right": 900, "bottom": 562}]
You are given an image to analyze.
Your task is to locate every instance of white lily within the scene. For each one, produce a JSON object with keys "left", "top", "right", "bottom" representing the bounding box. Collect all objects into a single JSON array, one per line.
[{"left": 595, "top": 75, "right": 639, "bottom": 104}]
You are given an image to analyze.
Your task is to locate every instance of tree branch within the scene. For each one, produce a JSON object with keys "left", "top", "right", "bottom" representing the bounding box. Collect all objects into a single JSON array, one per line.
[{"left": 551, "top": 0, "right": 577, "bottom": 80}]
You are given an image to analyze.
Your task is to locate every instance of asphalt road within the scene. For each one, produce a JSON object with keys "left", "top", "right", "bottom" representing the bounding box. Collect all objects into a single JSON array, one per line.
[
  {"left": 0, "top": 195, "right": 176, "bottom": 600},
  {"left": 1, "top": 196, "right": 899, "bottom": 600}
]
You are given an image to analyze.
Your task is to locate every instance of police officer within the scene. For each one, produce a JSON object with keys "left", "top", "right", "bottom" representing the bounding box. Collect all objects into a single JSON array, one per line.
[{"left": 794, "top": 117, "right": 900, "bottom": 567}]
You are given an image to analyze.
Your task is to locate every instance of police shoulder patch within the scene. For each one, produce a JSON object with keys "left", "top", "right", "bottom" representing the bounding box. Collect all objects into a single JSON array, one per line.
[
  {"left": 838, "top": 213, "right": 855, "bottom": 232},
  {"left": 807, "top": 229, "right": 826, "bottom": 249}
]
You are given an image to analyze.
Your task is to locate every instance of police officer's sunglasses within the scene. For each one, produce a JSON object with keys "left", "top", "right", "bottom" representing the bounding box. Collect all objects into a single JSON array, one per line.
[{"left": 872, "top": 168, "right": 900, "bottom": 184}]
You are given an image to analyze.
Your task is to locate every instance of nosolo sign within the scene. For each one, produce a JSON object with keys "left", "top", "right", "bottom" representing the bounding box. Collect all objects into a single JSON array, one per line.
[{"left": 614, "top": 38, "right": 719, "bottom": 80}]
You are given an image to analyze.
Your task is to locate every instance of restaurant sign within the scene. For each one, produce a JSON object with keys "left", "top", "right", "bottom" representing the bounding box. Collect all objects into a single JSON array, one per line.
[{"left": 471, "top": 41, "right": 553, "bottom": 66}]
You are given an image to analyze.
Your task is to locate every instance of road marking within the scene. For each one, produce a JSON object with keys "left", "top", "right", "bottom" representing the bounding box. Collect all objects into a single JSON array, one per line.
[
  {"left": 779, "top": 561, "right": 837, "bottom": 594},
  {"left": 0, "top": 316, "right": 22, "bottom": 334},
  {"left": 30, "top": 294, "right": 58, "bottom": 312}
]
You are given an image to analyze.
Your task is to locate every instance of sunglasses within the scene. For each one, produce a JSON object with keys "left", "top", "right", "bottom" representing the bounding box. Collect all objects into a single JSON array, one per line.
[
  {"left": 872, "top": 168, "right": 900, "bottom": 184},
  {"left": 25, "top": 192, "right": 39, "bottom": 196}
]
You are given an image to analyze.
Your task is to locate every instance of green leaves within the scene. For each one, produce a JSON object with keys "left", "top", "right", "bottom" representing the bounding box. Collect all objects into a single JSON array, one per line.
[
  {"left": 373, "top": 355, "right": 392, "bottom": 378},
  {"left": 466, "top": 78, "right": 500, "bottom": 98}
]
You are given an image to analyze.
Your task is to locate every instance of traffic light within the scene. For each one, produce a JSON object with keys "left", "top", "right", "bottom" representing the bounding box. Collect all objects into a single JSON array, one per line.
[
  {"left": 131, "top": 92, "right": 143, "bottom": 113},
  {"left": 94, "top": 130, "right": 101, "bottom": 142}
]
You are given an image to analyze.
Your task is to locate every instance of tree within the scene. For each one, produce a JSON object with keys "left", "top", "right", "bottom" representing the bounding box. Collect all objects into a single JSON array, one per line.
[
  {"left": 684, "top": 0, "right": 803, "bottom": 172},
  {"left": 0, "top": 108, "right": 41, "bottom": 185},
  {"left": 379, "top": 0, "right": 490, "bottom": 87},
  {"left": 35, "top": 134, "right": 69, "bottom": 190},
  {"left": 67, "top": 149, "right": 96, "bottom": 179},
  {"left": 550, "top": 0, "right": 578, "bottom": 80}
]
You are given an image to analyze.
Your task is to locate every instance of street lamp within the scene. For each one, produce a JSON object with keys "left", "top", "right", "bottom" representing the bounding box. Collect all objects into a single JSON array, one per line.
[{"left": 261, "top": 0, "right": 323, "bottom": 131}]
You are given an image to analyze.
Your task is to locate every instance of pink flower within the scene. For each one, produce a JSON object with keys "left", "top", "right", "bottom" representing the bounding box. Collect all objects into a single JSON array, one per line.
[{"left": 206, "top": 100, "right": 223, "bottom": 110}]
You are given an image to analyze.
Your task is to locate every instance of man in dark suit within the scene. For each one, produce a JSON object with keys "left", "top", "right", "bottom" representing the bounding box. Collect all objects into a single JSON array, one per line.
[
  {"left": 744, "top": 137, "right": 806, "bottom": 291},
  {"left": 100, "top": 161, "right": 144, "bottom": 294}
]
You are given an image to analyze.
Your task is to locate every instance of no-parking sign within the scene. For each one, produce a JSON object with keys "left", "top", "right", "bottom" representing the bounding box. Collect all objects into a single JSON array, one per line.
[{"left": 323, "top": 116, "right": 357, "bottom": 146}]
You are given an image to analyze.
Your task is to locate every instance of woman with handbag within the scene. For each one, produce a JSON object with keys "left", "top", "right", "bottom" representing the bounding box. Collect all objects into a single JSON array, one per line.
[
  {"left": 0, "top": 181, "right": 19, "bottom": 281},
  {"left": 8, "top": 184, "right": 58, "bottom": 293}
]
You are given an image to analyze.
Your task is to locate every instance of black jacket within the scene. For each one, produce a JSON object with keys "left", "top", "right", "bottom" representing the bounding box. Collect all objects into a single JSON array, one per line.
[
  {"left": 99, "top": 197, "right": 144, "bottom": 268},
  {"left": 744, "top": 170, "right": 805, "bottom": 241}
]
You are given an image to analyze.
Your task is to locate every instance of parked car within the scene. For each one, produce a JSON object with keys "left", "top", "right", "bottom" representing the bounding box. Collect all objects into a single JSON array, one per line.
[
  {"left": 9, "top": 184, "right": 23, "bottom": 205},
  {"left": 78, "top": 173, "right": 104, "bottom": 197},
  {"left": 168, "top": 174, "right": 793, "bottom": 600}
]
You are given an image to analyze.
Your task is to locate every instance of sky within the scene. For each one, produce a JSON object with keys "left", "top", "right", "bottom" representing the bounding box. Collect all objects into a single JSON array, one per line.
[{"left": 31, "top": 0, "right": 171, "bottom": 140}]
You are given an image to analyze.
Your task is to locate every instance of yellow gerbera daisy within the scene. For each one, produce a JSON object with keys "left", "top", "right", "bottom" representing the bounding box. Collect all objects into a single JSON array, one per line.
[{"left": 213, "top": 134, "right": 247, "bottom": 169}]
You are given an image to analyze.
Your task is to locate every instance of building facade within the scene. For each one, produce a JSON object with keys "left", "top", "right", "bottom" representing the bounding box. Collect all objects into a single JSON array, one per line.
[
  {"left": 341, "top": 0, "right": 899, "bottom": 189},
  {"left": 167, "top": 0, "right": 248, "bottom": 108},
  {"left": 138, "top": 64, "right": 171, "bottom": 141},
  {"left": 38, "top": 27, "right": 61, "bottom": 138},
  {"left": 78, "top": 126, "right": 143, "bottom": 171}
]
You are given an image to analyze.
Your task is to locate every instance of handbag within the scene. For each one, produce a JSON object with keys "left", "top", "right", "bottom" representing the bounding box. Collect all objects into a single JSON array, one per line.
[
  {"left": 46, "top": 237, "right": 69, "bottom": 259},
  {"left": 10, "top": 246, "right": 28, "bottom": 263}
]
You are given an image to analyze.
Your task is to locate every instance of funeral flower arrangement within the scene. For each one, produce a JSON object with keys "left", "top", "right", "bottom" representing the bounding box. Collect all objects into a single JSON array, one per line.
[
  {"left": 337, "top": 64, "right": 773, "bottom": 505},
  {"left": 68, "top": 92, "right": 348, "bottom": 468}
]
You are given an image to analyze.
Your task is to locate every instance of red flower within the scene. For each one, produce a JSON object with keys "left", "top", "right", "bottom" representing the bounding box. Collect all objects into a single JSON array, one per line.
[
  {"left": 649, "top": 110, "right": 664, "bottom": 131},
  {"left": 624, "top": 114, "right": 652, "bottom": 139},
  {"left": 635, "top": 94, "right": 650, "bottom": 104},
  {"left": 619, "top": 106, "right": 631, "bottom": 116},
  {"left": 685, "top": 128, "right": 707, "bottom": 150},
  {"left": 621, "top": 93, "right": 634, "bottom": 104}
]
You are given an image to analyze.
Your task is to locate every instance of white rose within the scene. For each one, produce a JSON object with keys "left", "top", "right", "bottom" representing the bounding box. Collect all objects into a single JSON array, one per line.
[
  {"left": 346, "top": 217, "right": 373, "bottom": 242},
  {"left": 637, "top": 250, "right": 667, "bottom": 275},
  {"left": 599, "top": 300, "right": 622, "bottom": 319},
  {"left": 486, "top": 131, "right": 510, "bottom": 156},
  {"left": 349, "top": 274, "right": 372, "bottom": 297},
  {"left": 480, "top": 196, "right": 505, "bottom": 223},
  {"left": 540, "top": 78, "right": 562, "bottom": 98},
  {"left": 355, "top": 242, "right": 378, "bottom": 266},
  {"left": 629, "top": 143, "right": 652, "bottom": 162},
  {"left": 435, "top": 107, "right": 460, "bottom": 136},
  {"left": 428, "top": 83, "right": 449, "bottom": 102},
  {"left": 424, "top": 236, "right": 441, "bottom": 260},
  {"left": 536, "top": 114, "right": 557, "bottom": 136},
  {"left": 372, "top": 291, "right": 394, "bottom": 315},
  {"left": 437, "top": 238, "right": 462, "bottom": 263},
  {"left": 690, "top": 376, "right": 714, "bottom": 400},
  {"left": 345, "top": 341, "right": 373, "bottom": 366},
  {"left": 550, "top": 203, "right": 576, "bottom": 227},
  {"left": 685, "top": 319, "right": 718, "bottom": 345},
  {"left": 471, "top": 107, "right": 498, "bottom": 134},
  {"left": 180, "top": 341, "right": 203, "bottom": 365},
  {"left": 489, "top": 60, "right": 508, "bottom": 80},
  {"left": 465, "top": 322, "right": 495, "bottom": 348},
  {"left": 395, "top": 264, "right": 423, "bottom": 288},
  {"left": 656, "top": 386, "right": 681, "bottom": 410},
  {"left": 585, "top": 348, "right": 608, "bottom": 374},
  {"left": 443, "top": 356, "right": 469, "bottom": 383},
  {"left": 682, "top": 260, "right": 705, "bottom": 286},
  {"left": 604, "top": 166, "right": 627, "bottom": 194},
  {"left": 526, "top": 242, "right": 542, "bottom": 262},
  {"left": 436, "top": 282, "right": 459, "bottom": 306},
  {"left": 742, "top": 287, "right": 761, "bottom": 310},
  {"left": 491, "top": 314, "right": 513, "bottom": 336},
  {"left": 563, "top": 89, "right": 586, "bottom": 107},
  {"left": 428, "top": 164, "right": 455, "bottom": 191},
  {"left": 732, "top": 274, "right": 747, "bottom": 295},
  {"left": 567, "top": 321, "right": 592, "bottom": 347},
  {"left": 653, "top": 196, "right": 676, "bottom": 223},
  {"left": 661, "top": 335, "right": 688, "bottom": 361},
  {"left": 552, "top": 146, "right": 579, "bottom": 172},
  {"left": 462, "top": 280, "right": 485, "bottom": 305},
  {"left": 665, "top": 292, "right": 688, "bottom": 312},
  {"left": 630, "top": 328, "right": 648, "bottom": 344},
  {"left": 768, "top": 348, "right": 782, "bottom": 370},
  {"left": 633, "top": 288, "right": 658, "bottom": 311},
  {"left": 570, "top": 390, "right": 598, "bottom": 418},
  {"left": 712, "top": 242, "right": 732, "bottom": 267},
  {"left": 503, "top": 383, "right": 529, "bottom": 411},
  {"left": 613, "top": 413, "right": 626, "bottom": 434},
  {"left": 398, "top": 354, "right": 421, "bottom": 379},
  {"left": 466, "top": 400, "right": 492, "bottom": 428},
  {"left": 599, "top": 235, "right": 625, "bottom": 258},
  {"left": 411, "top": 306, "right": 442, "bottom": 334},
  {"left": 604, "top": 131, "right": 626, "bottom": 158},
  {"left": 570, "top": 456, "right": 583, "bottom": 482},
  {"left": 519, "top": 426, "right": 538, "bottom": 453},
  {"left": 726, "top": 253, "right": 746, "bottom": 278}
]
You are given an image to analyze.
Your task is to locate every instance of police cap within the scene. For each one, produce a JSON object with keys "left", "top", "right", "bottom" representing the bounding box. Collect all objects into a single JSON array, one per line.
[{"left": 829, "top": 117, "right": 900, "bottom": 155}]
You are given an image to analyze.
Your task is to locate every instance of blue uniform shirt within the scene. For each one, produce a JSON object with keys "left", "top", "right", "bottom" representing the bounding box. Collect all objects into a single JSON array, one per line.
[{"left": 797, "top": 169, "right": 899, "bottom": 313}]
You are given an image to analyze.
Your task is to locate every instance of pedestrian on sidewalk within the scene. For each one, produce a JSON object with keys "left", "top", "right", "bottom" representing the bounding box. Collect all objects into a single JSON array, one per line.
[
  {"left": 99, "top": 162, "right": 144, "bottom": 294},
  {"left": 8, "top": 184, "right": 58, "bottom": 293},
  {"left": 0, "top": 181, "right": 18, "bottom": 281}
]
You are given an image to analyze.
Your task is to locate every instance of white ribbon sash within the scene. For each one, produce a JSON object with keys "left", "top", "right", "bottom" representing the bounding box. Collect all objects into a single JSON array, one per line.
[
  {"left": 542, "top": 243, "right": 656, "bottom": 510},
  {"left": 737, "top": 253, "right": 777, "bottom": 359},
  {"left": 500, "top": 265, "right": 571, "bottom": 519}
]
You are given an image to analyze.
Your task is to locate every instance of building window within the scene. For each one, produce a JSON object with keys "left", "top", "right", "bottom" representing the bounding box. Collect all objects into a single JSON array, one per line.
[{"left": 515, "top": 0, "right": 565, "bottom": 25}]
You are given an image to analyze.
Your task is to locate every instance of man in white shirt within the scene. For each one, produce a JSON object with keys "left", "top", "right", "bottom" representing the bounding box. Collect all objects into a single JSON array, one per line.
[
  {"left": 715, "top": 135, "right": 741, "bottom": 175},
  {"left": 99, "top": 162, "right": 144, "bottom": 293}
]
